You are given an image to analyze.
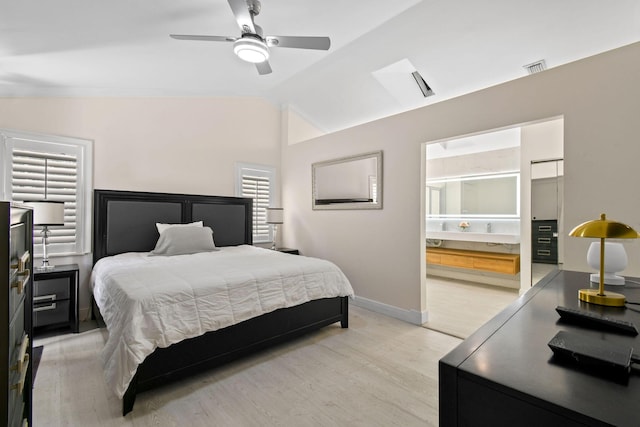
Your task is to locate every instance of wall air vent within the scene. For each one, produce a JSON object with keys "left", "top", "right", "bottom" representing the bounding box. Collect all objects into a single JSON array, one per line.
[
  {"left": 523, "top": 59, "right": 547, "bottom": 75},
  {"left": 411, "top": 71, "right": 435, "bottom": 97}
]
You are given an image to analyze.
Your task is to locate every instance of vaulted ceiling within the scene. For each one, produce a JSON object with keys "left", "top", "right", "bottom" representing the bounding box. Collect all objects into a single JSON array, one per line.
[{"left": 2, "top": 0, "right": 639, "bottom": 134}]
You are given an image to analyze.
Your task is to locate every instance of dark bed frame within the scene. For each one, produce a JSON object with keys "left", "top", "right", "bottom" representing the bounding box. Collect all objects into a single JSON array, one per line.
[{"left": 92, "top": 189, "right": 349, "bottom": 416}]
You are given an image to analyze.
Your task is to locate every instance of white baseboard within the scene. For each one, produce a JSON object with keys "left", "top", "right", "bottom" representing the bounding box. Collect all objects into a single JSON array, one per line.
[{"left": 351, "top": 296, "right": 428, "bottom": 325}]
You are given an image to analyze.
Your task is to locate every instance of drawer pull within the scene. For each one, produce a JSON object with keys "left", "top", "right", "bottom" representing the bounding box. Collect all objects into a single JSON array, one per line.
[
  {"left": 34, "top": 302, "right": 57, "bottom": 312},
  {"left": 10, "top": 251, "right": 30, "bottom": 272},
  {"left": 11, "top": 334, "right": 30, "bottom": 373},
  {"left": 11, "top": 359, "right": 29, "bottom": 395},
  {"left": 537, "top": 237, "right": 551, "bottom": 244},
  {"left": 34, "top": 294, "right": 56, "bottom": 303},
  {"left": 11, "top": 269, "right": 30, "bottom": 295},
  {"left": 537, "top": 250, "right": 551, "bottom": 256},
  {"left": 538, "top": 225, "right": 552, "bottom": 231}
]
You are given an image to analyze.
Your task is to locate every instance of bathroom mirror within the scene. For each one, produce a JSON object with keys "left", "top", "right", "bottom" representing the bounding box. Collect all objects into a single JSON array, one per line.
[
  {"left": 426, "top": 172, "right": 519, "bottom": 217},
  {"left": 312, "top": 151, "right": 382, "bottom": 210}
]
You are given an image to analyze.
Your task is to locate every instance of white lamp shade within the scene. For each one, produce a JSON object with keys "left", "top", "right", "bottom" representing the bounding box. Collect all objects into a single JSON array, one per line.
[
  {"left": 25, "top": 201, "right": 65, "bottom": 226},
  {"left": 586, "top": 241, "right": 628, "bottom": 285},
  {"left": 266, "top": 208, "right": 283, "bottom": 224}
]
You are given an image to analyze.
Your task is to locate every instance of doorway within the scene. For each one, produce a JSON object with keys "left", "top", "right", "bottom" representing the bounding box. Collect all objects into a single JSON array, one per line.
[{"left": 423, "top": 117, "right": 564, "bottom": 338}]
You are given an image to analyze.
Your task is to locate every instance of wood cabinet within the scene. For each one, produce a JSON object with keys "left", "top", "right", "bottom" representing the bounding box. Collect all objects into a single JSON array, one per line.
[
  {"left": 426, "top": 247, "right": 520, "bottom": 275},
  {"left": 1, "top": 202, "right": 33, "bottom": 427}
]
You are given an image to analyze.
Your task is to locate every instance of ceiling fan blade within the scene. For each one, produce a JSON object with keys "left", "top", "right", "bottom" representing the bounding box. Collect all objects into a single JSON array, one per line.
[
  {"left": 228, "top": 0, "right": 256, "bottom": 34},
  {"left": 265, "top": 36, "right": 330, "bottom": 50},
  {"left": 170, "top": 34, "right": 236, "bottom": 42},
  {"left": 255, "top": 61, "right": 272, "bottom": 75}
]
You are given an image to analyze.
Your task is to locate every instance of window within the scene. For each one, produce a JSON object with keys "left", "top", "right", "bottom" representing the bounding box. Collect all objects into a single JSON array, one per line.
[
  {"left": 235, "top": 163, "right": 276, "bottom": 243},
  {"left": 1, "top": 129, "right": 93, "bottom": 256}
]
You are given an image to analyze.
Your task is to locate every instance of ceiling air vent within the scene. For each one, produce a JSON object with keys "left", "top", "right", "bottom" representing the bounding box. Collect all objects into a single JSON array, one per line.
[
  {"left": 411, "top": 71, "right": 434, "bottom": 97},
  {"left": 523, "top": 59, "right": 547, "bottom": 75}
]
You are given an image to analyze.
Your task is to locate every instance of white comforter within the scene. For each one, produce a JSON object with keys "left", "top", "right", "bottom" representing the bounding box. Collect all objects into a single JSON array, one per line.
[{"left": 91, "top": 245, "right": 354, "bottom": 399}]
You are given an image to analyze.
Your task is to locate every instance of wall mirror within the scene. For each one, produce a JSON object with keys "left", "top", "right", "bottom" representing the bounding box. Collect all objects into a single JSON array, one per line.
[
  {"left": 426, "top": 172, "right": 519, "bottom": 217},
  {"left": 312, "top": 151, "right": 382, "bottom": 210}
]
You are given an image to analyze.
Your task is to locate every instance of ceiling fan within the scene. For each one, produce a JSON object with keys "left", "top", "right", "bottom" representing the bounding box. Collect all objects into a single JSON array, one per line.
[{"left": 170, "top": 0, "right": 331, "bottom": 75}]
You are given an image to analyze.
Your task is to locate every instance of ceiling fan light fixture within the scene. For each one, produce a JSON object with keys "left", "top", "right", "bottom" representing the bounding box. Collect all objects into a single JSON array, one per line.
[{"left": 233, "top": 37, "right": 269, "bottom": 63}]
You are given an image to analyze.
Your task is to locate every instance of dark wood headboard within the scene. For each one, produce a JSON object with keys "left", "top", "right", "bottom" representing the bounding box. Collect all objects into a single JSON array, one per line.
[{"left": 93, "top": 189, "right": 253, "bottom": 264}]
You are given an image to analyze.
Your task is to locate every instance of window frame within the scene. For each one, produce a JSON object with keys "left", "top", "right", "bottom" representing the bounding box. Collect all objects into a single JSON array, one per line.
[
  {"left": 234, "top": 162, "right": 277, "bottom": 244},
  {"left": 1, "top": 129, "right": 93, "bottom": 256}
]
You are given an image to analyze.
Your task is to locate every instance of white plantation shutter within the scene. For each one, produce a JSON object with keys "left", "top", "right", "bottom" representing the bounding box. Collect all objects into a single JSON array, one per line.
[
  {"left": 242, "top": 174, "right": 270, "bottom": 242},
  {"left": 235, "top": 163, "right": 276, "bottom": 244},
  {"left": 12, "top": 150, "right": 78, "bottom": 249},
  {"left": 1, "top": 129, "right": 93, "bottom": 256}
]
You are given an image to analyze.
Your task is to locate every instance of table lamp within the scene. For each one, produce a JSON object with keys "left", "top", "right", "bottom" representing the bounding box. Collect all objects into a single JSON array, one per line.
[
  {"left": 569, "top": 213, "right": 639, "bottom": 306},
  {"left": 24, "top": 201, "right": 65, "bottom": 270},
  {"left": 586, "top": 241, "right": 627, "bottom": 285},
  {"left": 266, "top": 207, "right": 283, "bottom": 250}
]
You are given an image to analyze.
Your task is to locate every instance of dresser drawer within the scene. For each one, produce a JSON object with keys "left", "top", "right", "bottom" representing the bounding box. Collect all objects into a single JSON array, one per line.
[
  {"left": 34, "top": 300, "right": 70, "bottom": 328},
  {"left": 34, "top": 276, "right": 70, "bottom": 300},
  {"left": 534, "top": 236, "right": 557, "bottom": 246},
  {"left": 8, "top": 271, "right": 27, "bottom": 324},
  {"left": 532, "top": 221, "right": 557, "bottom": 233},
  {"left": 8, "top": 312, "right": 28, "bottom": 427},
  {"left": 8, "top": 303, "right": 25, "bottom": 366},
  {"left": 533, "top": 249, "right": 558, "bottom": 264},
  {"left": 9, "top": 400, "right": 25, "bottom": 427}
]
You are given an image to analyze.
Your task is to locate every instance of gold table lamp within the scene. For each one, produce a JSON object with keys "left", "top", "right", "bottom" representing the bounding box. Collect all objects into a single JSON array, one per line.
[{"left": 569, "top": 213, "right": 639, "bottom": 306}]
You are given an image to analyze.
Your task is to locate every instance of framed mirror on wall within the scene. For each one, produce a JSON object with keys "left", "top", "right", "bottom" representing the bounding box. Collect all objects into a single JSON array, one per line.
[{"left": 312, "top": 151, "right": 382, "bottom": 210}]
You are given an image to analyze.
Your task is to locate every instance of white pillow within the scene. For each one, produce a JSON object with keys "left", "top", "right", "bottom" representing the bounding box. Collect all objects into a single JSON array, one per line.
[
  {"left": 156, "top": 220, "right": 203, "bottom": 234},
  {"left": 150, "top": 226, "right": 218, "bottom": 256}
]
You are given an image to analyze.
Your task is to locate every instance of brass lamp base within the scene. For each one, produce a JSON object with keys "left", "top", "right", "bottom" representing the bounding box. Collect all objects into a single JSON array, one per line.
[{"left": 578, "top": 288, "right": 626, "bottom": 307}]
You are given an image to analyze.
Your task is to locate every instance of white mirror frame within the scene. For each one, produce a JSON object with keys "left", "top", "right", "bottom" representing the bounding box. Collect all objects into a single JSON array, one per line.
[{"left": 312, "top": 151, "right": 383, "bottom": 210}]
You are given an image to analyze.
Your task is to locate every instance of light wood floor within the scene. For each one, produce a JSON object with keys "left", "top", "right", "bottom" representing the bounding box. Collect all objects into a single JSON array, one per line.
[
  {"left": 424, "top": 276, "right": 520, "bottom": 339},
  {"left": 423, "top": 264, "right": 559, "bottom": 339},
  {"left": 33, "top": 306, "right": 461, "bottom": 426}
]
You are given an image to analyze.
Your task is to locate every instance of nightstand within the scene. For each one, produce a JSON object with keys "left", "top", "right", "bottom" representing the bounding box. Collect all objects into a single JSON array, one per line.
[
  {"left": 33, "top": 264, "right": 79, "bottom": 334},
  {"left": 275, "top": 248, "right": 299, "bottom": 255}
]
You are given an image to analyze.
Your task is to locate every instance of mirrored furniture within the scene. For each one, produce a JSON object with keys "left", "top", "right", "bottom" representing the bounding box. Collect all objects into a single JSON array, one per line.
[{"left": 312, "top": 151, "right": 382, "bottom": 210}]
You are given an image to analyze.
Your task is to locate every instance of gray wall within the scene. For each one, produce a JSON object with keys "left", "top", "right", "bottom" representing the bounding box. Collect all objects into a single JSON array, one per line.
[{"left": 283, "top": 42, "right": 640, "bottom": 322}]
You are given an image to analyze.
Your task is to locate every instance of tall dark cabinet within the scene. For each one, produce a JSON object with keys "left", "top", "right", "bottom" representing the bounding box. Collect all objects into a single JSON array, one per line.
[
  {"left": 532, "top": 219, "right": 558, "bottom": 264},
  {"left": 1, "top": 202, "right": 33, "bottom": 427}
]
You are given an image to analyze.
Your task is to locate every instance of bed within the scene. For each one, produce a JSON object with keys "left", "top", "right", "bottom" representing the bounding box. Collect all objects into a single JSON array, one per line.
[{"left": 91, "top": 189, "right": 352, "bottom": 415}]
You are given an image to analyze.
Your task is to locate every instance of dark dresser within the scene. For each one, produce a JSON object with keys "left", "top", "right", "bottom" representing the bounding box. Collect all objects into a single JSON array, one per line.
[
  {"left": 439, "top": 270, "right": 640, "bottom": 426},
  {"left": 531, "top": 219, "right": 558, "bottom": 264},
  {"left": 1, "top": 202, "right": 33, "bottom": 427}
]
